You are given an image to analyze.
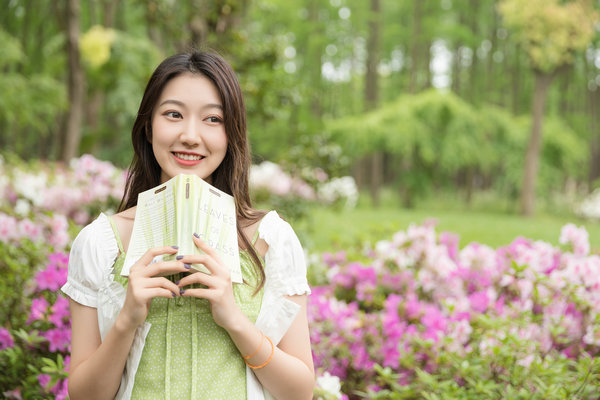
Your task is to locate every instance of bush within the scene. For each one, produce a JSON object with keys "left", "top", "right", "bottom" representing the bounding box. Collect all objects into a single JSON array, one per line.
[{"left": 309, "top": 221, "right": 600, "bottom": 399}]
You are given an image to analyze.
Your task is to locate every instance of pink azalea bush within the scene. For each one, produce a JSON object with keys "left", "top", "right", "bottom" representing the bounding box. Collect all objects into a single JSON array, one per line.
[
  {"left": 309, "top": 222, "right": 600, "bottom": 398},
  {"left": 1, "top": 154, "right": 125, "bottom": 224},
  {"left": 0, "top": 251, "right": 70, "bottom": 399}
]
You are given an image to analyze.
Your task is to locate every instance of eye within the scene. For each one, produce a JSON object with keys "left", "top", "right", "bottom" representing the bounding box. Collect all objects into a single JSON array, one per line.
[
  {"left": 164, "top": 111, "right": 182, "bottom": 119},
  {"left": 205, "top": 116, "right": 223, "bottom": 124}
]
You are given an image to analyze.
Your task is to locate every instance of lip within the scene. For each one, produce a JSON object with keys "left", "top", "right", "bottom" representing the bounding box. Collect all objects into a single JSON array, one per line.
[{"left": 171, "top": 151, "right": 205, "bottom": 166}]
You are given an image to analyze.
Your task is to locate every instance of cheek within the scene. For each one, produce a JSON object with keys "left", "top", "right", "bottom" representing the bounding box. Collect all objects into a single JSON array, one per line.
[{"left": 216, "top": 131, "right": 228, "bottom": 153}]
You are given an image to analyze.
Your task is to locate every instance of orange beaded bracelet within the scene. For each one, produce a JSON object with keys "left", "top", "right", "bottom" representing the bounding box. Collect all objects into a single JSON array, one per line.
[
  {"left": 243, "top": 331, "right": 264, "bottom": 361},
  {"left": 244, "top": 334, "right": 274, "bottom": 369}
]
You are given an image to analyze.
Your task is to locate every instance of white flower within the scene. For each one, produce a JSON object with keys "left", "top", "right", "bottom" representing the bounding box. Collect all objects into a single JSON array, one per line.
[
  {"left": 315, "top": 372, "right": 342, "bottom": 400},
  {"left": 14, "top": 199, "right": 31, "bottom": 216},
  {"left": 317, "top": 176, "right": 358, "bottom": 207},
  {"left": 576, "top": 188, "right": 600, "bottom": 221}
]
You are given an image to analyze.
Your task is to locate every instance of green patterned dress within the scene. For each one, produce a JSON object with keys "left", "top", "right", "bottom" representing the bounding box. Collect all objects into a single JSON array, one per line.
[{"left": 108, "top": 217, "right": 264, "bottom": 399}]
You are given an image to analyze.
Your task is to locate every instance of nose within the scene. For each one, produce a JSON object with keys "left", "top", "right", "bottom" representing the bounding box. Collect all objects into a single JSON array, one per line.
[{"left": 179, "top": 118, "right": 202, "bottom": 147}]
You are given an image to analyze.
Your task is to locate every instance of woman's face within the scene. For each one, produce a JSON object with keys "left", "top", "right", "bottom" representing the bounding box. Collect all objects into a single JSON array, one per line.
[{"left": 151, "top": 72, "right": 228, "bottom": 184}]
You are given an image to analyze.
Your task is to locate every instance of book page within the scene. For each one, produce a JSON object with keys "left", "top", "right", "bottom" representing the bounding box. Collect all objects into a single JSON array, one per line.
[
  {"left": 190, "top": 177, "right": 242, "bottom": 283},
  {"left": 121, "top": 174, "right": 242, "bottom": 283},
  {"left": 121, "top": 179, "right": 177, "bottom": 276}
]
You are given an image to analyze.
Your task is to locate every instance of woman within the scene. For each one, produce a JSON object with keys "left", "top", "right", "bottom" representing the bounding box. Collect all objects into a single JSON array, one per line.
[{"left": 62, "top": 51, "right": 315, "bottom": 399}]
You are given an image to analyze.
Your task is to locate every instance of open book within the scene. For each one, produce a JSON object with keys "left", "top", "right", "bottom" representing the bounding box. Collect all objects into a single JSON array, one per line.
[{"left": 120, "top": 174, "right": 242, "bottom": 283}]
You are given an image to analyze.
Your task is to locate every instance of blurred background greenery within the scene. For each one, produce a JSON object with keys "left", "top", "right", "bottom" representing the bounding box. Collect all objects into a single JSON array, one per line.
[{"left": 1, "top": 0, "right": 600, "bottom": 249}]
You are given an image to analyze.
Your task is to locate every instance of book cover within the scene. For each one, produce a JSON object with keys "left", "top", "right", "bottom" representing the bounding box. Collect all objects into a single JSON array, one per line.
[{"left": 121, "top": 174, "right": 242, "bottom": 283}]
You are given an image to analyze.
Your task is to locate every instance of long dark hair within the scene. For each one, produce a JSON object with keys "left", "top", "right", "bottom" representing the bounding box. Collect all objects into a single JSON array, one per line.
[{"left": 119, "top": 50, "right": 266, "bottom": 292}]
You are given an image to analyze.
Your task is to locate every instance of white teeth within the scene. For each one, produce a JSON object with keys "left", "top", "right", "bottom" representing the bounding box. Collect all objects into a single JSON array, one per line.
[{"left": 174, "top": 153, "right": 203, "bottom": 161}]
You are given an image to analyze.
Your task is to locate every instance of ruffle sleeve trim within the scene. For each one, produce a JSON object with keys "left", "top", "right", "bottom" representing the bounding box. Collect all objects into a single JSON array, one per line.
[
  {"left": 258, "top": 211, "right": 311, "bottom": 297},
  {"left": 61, "top": 279, "right": 97, "bottom": 308},
  {"left": 60, "top": 213, "right": 120, "bottom": 306}
]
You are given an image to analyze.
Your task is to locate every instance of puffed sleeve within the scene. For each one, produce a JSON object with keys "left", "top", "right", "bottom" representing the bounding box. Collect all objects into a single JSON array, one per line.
[
  {"left": 259, "top": 211, "right": 311, "bottom": 297},
  {"left": 61, "top": 213, "right": 120, "bottom": 308}
]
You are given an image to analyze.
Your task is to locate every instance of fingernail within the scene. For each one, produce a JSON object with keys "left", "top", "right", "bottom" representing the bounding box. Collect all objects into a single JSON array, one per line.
[
  {"left": 193, "top": 232, "right": 200, "bottom": 239},
  {"left": 180, "top": 289, "right": 186, "bottom": 295},
  {"left": 171, "top": 292, "right": 176, "bottom": 297},
  {"left": 175, "top": 280, "right": 180, "bottom": 285},
  {"left": 171, "top": 245, "right": 179, "bottom": 250},
  {"left": 176, "top": 255, "right": 184, "bottom": 260},
  {"left": 184, "top": 263, "right": 191, "bottom": 269}
]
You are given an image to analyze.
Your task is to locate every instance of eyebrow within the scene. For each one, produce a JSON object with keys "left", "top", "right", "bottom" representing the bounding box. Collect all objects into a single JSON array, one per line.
[{"left": 158, "top": 99, "right": 223, "bottom": 110}]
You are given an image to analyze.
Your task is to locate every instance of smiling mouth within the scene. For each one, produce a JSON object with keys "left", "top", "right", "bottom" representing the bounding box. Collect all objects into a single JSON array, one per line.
[{"left": 172, "top": 152, "right": 205, "bottom": 161}]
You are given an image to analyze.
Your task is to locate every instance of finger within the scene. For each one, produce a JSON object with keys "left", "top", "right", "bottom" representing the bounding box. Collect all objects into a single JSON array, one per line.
[
  {"left": 192, "top": 234, "right": 224, "bottom": 263},
  {"left": 180, "top": 287, "right": 215, "bottom": 301},
  {"left": 146, "top": 276, "right": 182, "bottom": 296},
  {"left": 134, "top": 246, "right": 179, "bottom": 268},
  {"left": 143, "top": 260, "right": 190, "bottom": 277},
  {"left": 145, "top": 287, "right": 180, "bottom": 299},
  {"left": 177, "top": 254, "right": 224, "bottom": 276},
  {"left": 177, "top": 270, "right": 219, "bottom": 289}
]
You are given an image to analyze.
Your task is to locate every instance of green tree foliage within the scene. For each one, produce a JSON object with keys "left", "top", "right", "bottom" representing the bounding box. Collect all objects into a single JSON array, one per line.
[
  {"left": 498, "top": 0, "right": 598, "bottom": 215},
  {"left": 326, "top": 90, "right": 587, "bottom": 207},
  {"left": 499, "top": 0, "right": 597, "bottom": 74},
  {"left": 0, "top": 29, "right": 67, "bottom": 158},
  {"left": 1, "top": 0, "right": 599, "bottom": 210}
]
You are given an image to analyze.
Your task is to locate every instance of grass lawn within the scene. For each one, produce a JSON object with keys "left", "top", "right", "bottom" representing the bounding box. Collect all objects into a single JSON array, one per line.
[{"left": 293, "top": 202, "right": 600, "bottom": 254}]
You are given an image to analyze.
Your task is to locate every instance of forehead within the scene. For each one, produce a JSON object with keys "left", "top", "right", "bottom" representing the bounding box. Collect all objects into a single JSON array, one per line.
[{"left": 157, "top": 72, "right": 222, "bottom": 105}]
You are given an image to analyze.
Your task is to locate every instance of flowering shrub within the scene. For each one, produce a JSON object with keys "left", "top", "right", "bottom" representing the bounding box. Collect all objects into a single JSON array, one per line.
[
  {"left": 250, "top": 161, "right": 358, "bottom": 219},
  {"left": 0, "top": 154, "right": 122, "bottom": 398},
  {"left": 308, "top": 221, "right": 600, "bottom": 398},
  {"left": 0, "top": 154, "right": 125, "bottom": 225},
  {"left": 0, "top": 252, "right": 70, "bottom": 399},
  {"left": 2, "top": 154, "right": 599, "bottom": 398}
]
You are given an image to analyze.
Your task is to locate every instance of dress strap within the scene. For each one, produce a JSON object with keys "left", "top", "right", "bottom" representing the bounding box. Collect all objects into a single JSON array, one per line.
[
  {"left": 107, "top": 215, "right": 125, "bottom": 254},
  {"left": 251, "top": 227, "right": 260, "bottom": 246}
]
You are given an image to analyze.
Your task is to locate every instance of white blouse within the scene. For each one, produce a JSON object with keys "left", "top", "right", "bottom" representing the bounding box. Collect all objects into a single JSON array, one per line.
[{"left": 61, "top": 211, "right": 311, "bottom": 400}]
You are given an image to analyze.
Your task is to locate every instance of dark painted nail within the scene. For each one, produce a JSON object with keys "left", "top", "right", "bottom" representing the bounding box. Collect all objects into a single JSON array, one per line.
[
  {"left": 176, "top": 255, "right": 184, "bottom": 260},
  {"left": 184, "top": 263, "right": 191, "bottom": 269},
  {"left": 180, "top": 289, "right": 186, "bottom": 295},
  {"left": 193, "top": 232, "right": 200, "bottom": 239},
  {"left": 171, "top": 292, "right": 176, "bottom": 297},
  {"left": 171, "top": 245, "right": 179, "bottom": 249},
  {"left": 175, "top": 280, "right": 180, "bottom": 285}
]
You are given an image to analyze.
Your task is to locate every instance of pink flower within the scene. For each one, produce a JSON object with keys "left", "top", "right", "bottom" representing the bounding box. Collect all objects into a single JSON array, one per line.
[
  {"left": 47, "top": 214, "right": 70, "bottom": 249},
  {"left": 51, "top": 378, "right": 69, "bottom": 399},
  {"left": 517, "top": 354, "right": 535, "bottom": 368},
  {"left": 17, "top": 218, "right": 43, "bottom": 242},
  {"left": 559, "top": 223, "right": 590, "bottom": 257},
  {"left": 42, "top": 328, "right": 70, "bottom": 352},
  {"left": 49, "top": 296, "right": 70, "bottom": 327},
  {"left": 37, "top": 374, "right": 51, "bottom": 389},
  {"left": 439, "top": 231, "right": 460, "bottom": 262},
  {"left": 35, "top": 255, "right": 68, "bottom": 292},
  {"left": 28, "top": 297, "right": 49, "bottom": 323},
  {"left": 468, "top": 291, "right": 490, "bottom": 313},
  {"left": 2, "top": 388, "right": 22, "bottom": 399},
  {"left": 0, "top": 327, "right": 14, "bottom": 350},
  {"left": 0, "top": 213, "right": 17, "bottom": 242}
]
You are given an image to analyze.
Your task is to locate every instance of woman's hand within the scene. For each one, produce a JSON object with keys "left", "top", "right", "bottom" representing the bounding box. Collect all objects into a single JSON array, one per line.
[
  {"left": 176, "top": 234, "right": 244, "bottom": 331},
  {"left": 117, "top": 246, "right": 189, "bottom": 331}
]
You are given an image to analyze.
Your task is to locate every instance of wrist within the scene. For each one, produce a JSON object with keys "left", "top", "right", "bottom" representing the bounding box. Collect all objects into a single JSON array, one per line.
[
  {"left": 223, "top": 309, "right": 251, "bottom": 336},
  {"left": 114, "top": 312, "right": 141, "bottom": 336}
]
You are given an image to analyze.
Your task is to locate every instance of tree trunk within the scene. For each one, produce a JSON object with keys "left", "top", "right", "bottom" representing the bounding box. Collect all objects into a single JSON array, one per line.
[
  {"left": 307, "top": 0, "right": 323, "bottom": 118},
  {"left": 62, "top": 0, "right": 84, "bottom": 162},
  {"left": 365, "top": 0, "right": 382, "bottom": 206},
  {"left": 520, "top": 71, "right": 554, "bottom": 216},
  {"left": 511, "top": 43, "right": 521, "bottom": 114},
  {"left": 589, "top": 88, "right": 600, "bottom": 188},
  {"left": 408, "top": 0, "right": 421, "bottom": 94}
]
